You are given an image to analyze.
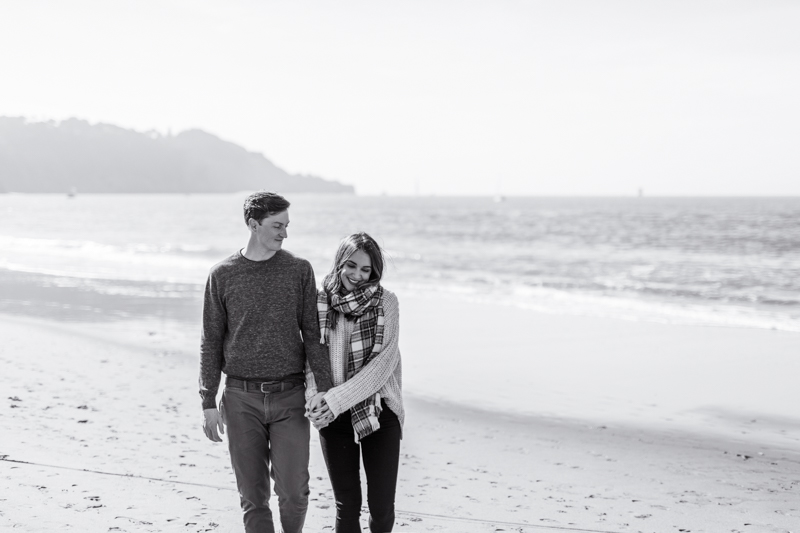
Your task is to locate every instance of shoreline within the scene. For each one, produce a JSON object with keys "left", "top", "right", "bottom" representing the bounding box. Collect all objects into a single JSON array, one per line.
[
  {"left": 7, "top": 291, "right": 800, "bottom": 448},
  {"left": 6, "top": 284, "right": 800, "bottom": 440},
  {"left": 398, "top": 292, "right": 800, "bottom": 447},
  {"left": 4, "top": 261, "right": 800, "bottom": 334}
]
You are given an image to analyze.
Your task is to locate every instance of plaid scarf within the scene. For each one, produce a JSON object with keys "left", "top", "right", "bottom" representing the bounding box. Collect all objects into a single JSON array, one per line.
[{"left": 318, "top": 284, "right": 385, "bottom": 441}]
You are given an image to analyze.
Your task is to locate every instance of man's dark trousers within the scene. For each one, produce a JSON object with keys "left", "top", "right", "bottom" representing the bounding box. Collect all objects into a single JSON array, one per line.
[{"left": 220, "top": 379, "right": 310, "bottom": 533}]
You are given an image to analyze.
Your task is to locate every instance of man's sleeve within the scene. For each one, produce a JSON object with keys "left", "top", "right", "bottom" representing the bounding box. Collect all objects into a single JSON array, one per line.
[
  {"left": 301, "top": 264, "right": 333, "bottom": 392},
  {"left": 199, "top": 272, "right": 226, "bottom": 410}
]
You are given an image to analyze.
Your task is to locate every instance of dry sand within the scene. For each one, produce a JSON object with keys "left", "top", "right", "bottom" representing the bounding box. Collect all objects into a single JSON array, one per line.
[{"left": 2, "top": 301, "right": 800, "bottom": 533}]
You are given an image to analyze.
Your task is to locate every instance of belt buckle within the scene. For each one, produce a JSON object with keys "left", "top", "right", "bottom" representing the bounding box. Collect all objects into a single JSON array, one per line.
[{"left": 260, "top": 382, "right": 272, "bottom": 394}]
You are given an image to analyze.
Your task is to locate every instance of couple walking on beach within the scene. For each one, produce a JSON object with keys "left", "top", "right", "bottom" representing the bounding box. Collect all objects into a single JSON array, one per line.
[{"left": 198, "top": 191, "right": 404, "bottom": 533}]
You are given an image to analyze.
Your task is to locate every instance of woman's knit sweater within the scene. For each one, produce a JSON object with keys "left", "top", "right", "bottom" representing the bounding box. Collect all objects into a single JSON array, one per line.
[{"left": 307, "top": 289, "right": 404, "bottom": 433}]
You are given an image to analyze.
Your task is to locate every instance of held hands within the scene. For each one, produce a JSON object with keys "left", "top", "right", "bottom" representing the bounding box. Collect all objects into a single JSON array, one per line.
[
  {"left": 203, "top": 408, "right": 225, "bottom": 442},
  {"left": 305, "top": 392, "right": 334, "bottom": 429}
]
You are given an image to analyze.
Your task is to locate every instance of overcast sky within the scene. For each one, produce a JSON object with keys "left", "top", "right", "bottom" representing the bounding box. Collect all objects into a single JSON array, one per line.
[{"left": 2, "top": 0, "right": 799, "bottom": 196}]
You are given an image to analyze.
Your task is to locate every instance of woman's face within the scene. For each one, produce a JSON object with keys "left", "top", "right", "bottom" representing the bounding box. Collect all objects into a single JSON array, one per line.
[{"left": 340, "top": 249, "right": 373, "bottom": 293}]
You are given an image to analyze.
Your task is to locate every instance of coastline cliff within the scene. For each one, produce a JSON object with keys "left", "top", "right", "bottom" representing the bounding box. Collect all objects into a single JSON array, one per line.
[{"left": 0, "top": 117, "right": 354, "bottom": 194}]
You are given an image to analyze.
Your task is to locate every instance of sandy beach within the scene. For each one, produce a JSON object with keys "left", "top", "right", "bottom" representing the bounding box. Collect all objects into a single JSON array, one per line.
[{"left": 2, "top": 296, "right": 800, "bottom": 533}]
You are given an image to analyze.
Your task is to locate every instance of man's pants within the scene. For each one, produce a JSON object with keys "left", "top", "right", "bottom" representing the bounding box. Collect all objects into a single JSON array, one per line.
[{"left": 220, "top": 382, "right": 310, "bottom": 533}]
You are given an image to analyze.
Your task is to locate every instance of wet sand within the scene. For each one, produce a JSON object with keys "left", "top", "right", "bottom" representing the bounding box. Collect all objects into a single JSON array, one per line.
[{"left": 2, "top": 302, "right": 800, "bottom": 532}]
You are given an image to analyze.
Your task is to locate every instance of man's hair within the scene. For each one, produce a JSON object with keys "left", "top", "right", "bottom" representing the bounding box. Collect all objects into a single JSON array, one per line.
[{"left": 242, "top": 191, "right": 290, "bottom": 225}]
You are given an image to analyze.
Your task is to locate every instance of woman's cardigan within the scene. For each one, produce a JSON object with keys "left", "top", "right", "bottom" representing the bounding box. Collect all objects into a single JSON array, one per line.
[{"left": 306, "top": 289, "right": 404, "bottom": 433}]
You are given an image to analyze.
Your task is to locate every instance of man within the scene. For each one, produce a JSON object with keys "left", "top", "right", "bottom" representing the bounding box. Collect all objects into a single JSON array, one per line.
[{"left": 199, "top": 191, "right": 332, "bottom": 533}]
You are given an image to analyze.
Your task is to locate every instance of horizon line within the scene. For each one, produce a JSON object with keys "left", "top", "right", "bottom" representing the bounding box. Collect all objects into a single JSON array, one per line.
[{"left": 3, "top": 191, "right": 800, "bottom": 199}]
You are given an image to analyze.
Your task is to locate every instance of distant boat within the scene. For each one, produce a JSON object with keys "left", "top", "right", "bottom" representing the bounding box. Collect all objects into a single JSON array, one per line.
[
  {"left": 493, "top": 195, "right": 506, "bottom": 203},
  {"left": 67, "top": 187, "right": 77, "bottom": 198}
]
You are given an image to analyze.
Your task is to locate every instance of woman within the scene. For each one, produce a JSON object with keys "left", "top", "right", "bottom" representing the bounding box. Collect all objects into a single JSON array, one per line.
[{"left": 305, "top": 232, "right": 404, "bottom": 533}]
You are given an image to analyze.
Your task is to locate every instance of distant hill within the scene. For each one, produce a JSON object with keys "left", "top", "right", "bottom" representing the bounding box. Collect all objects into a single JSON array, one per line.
[{"left": 0, "top": 117, "right": 354, "bottom": 194}]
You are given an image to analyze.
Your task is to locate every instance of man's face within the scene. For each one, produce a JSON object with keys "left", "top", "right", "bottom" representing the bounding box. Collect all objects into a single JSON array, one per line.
[{"left": 251, "top": 210, "right": 289, "bottom": 252}]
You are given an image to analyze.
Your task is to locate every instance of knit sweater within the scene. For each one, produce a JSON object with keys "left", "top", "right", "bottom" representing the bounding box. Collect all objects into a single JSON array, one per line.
[
  {"left": 199, "top": 249, "right": 333, "bottom": 410},
  {"left": 307, "top": 289, "right": 404, "bottom": 432}
]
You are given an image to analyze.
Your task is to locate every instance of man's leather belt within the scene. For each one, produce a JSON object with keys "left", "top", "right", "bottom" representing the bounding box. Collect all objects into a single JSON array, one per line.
[{"left": 226, "top": 377, "right": 303, "bottom": 394}]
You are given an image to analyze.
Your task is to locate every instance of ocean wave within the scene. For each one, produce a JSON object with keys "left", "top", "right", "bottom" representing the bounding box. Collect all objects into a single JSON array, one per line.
[
  {"left": 0, "top": 235, "right": 217, "bottom": 284},
  {"left": 3, "top": 195, "right": 800, "bottom": 333},
  {"left": 392, "top": 279, "right": 800, "bottom": 334},
  {"left": 0, "top": 235, "right": 229, "bottom": 257}
]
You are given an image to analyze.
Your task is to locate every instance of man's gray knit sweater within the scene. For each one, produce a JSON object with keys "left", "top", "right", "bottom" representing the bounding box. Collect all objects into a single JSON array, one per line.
[{"left": 199, "top": 249, "right": 333, "bottom": 410}]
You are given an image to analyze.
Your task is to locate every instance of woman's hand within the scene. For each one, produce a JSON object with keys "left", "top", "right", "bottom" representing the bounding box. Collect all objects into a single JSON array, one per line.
[
  {"left": 305, "top": 392, "right": 326, "bottom": 414},
  {"left": 310, "top": 408, "right": 334, "bottom": 429},
  {"left": 306, "top": 393, "right": 334, "bottom": 428}
]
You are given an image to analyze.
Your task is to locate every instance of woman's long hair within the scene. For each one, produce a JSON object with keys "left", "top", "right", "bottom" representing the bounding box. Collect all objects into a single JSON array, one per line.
[{"left": 322, "top": 232, "right": 385, "bottom": 298}]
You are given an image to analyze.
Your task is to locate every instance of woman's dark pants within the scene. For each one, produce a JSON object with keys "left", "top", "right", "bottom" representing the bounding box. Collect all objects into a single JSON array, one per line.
[{"left": 319, "top": 402, "right": 401, "bottom": 533}]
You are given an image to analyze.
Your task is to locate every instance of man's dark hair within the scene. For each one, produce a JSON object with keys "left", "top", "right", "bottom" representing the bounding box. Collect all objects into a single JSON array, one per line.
[{"left": 243, "top": 191, "right": 290, "bottom": 225}]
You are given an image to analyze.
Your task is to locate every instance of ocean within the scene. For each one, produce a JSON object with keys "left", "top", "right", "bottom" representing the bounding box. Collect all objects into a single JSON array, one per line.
[{"left": 2, "top": 193, "right": 799, "bottom": 332}]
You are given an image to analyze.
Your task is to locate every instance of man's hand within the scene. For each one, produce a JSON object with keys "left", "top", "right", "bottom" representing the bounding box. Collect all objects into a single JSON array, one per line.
[{"left": 203, "top": 408, "right": 225, "bottom": 442}]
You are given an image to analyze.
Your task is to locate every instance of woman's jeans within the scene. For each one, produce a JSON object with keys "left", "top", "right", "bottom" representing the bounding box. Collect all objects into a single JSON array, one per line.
[
  {"left": 220, "top": 383, "right": 310, "bottom": 533},
  {"left": 319, "top": 401, "right": 401, "bottom": 533}
]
